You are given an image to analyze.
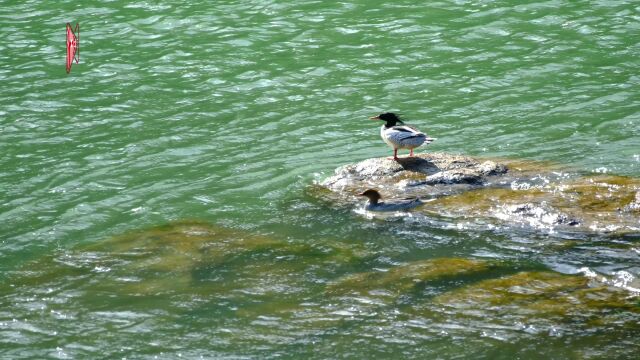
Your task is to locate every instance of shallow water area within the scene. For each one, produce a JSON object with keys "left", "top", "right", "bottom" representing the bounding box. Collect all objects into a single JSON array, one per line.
[{"left": 2, "top": 0, "right": 640, "bottom": 358}]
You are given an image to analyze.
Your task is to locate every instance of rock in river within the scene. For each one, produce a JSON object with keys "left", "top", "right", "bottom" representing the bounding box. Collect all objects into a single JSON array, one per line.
[
  {"left": 316, "top": 153, "right": 640, "bottom": 235},
  {"left": 321, "top": 152, "right": 508, "bottom": 200}
]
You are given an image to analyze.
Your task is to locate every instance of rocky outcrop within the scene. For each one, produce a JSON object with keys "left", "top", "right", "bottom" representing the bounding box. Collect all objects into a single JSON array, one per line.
[
  {"left": 316, "top": 153, "right": 640, "bottom": 234},
  {"left": 321, "top": 153, "right": 508, "bottom": 199}
]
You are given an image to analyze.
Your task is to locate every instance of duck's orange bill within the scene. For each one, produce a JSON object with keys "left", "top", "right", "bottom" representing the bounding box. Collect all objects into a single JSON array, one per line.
[{"left": 369, "top": 116, "right": 380, "bottom": 120}]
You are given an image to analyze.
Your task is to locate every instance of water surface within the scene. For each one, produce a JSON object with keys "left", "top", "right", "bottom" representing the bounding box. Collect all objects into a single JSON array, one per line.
[{"left": 1, "top": 0, "right": 639, "bottom": 358}]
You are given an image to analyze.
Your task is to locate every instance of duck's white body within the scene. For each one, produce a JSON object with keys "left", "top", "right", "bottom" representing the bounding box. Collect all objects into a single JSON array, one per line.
[
  {"left": 370, "top": 112, "right": 436, "bottom": 160},
  {"left": 380, "top": 124, "right": 433, "bottom": 151}
]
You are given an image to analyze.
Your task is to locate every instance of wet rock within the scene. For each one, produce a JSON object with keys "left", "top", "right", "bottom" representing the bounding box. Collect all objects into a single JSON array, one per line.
[
  {"left": 317, "top": 154, "right": 640, "bottom": 234},
  {"left": 625, "top": 191, "right": 640, "bottom": 212},
  {"left": 422, "top": 168, "right": 484, "bottom": 185},
  {"left": 501, "top": 203, "right": 580, "bottom": 227},
  {"left": 320, "top": 153, "right": 508, "bottom": 200},
  {"left": 426, "top": 176, "right": 640, "bottom": 234},
  {"left": 552, "top": 176, "right": 640, "bottom": 232},
  {"left": 417, "top": 160, "right": 507, "bottom": 186}
]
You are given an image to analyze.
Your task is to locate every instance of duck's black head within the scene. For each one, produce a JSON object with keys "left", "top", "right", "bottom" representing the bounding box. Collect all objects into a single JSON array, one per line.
[{"left": 370, "top": 112, "right": 403, "bottom": 127}]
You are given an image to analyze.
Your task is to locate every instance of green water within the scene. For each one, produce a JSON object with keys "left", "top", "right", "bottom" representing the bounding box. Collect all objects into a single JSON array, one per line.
[{"left": 1, "top": 0, "right": 639, "bottom": 358}]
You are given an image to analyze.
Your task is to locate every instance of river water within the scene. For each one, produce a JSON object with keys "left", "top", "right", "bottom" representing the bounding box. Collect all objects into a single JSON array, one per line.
[{"left": 1, "top": 1, "right": 639, "bottom": 358}]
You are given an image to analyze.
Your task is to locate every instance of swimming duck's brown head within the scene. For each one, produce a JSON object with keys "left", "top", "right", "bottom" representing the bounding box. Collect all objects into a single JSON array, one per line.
[{"left": 358, "top": 189, "right": 382, "bottom": 204}]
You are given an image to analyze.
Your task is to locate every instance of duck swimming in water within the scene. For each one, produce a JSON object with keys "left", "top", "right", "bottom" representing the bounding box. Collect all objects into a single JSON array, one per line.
[
  {"left": 358, "top": 189, "right": 423, "bottom": 212},
  {"left": 370, "top": 112, "right": 435, "bottom": 160}
]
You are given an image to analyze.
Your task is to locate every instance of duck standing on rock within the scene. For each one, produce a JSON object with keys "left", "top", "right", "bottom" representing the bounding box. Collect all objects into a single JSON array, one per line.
[
  {"left": 358, "top": 189, "right": 423, "bottom": 211},
  {"left": 370, "top": 112, "right": 435, "bottom": 160}
]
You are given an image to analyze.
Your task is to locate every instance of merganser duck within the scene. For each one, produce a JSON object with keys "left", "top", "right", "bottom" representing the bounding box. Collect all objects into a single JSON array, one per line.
[
  {"left": 358, "top": 189, "right": 423, "bottom": 212},
  {"left": 370, "top": 112, "right": 435, "bottom": 160}
]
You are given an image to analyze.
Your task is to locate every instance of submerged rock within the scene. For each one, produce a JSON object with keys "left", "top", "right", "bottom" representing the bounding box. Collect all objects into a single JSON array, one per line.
[
  {"left": 499, "top": 202, "right": 580, "bottom": 227},
  {"left": 428, "top": 175, "right": 640, "bottom": 233},
  {"left": 431, "top": 271, "right": 640, "bottom": 328},
  {"left": 326, "top": 257, "right": 495, "bottom": 298},
  {"left": 624, "top": 191, "right": 640, "bottom": 212},
  {"left": 6, "top": 221, "right": 373, "bottom": 297}
]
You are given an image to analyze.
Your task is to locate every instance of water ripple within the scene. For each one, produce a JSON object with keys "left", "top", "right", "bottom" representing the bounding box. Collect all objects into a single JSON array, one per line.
[{"left": 1, "top": 0, "right": 640, "bottom": 357}]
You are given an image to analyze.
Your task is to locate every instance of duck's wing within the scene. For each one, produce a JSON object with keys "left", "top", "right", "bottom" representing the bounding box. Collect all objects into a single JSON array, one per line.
[
  {"left": 386, "top": 198, "right": 423, "bottom": 211},
  {"left": 401, "top": 124, "right": 423, "bottom": 133},
  {"left": 392, "top": 124, "right": 423, "bottom": 134},
  {"left": 385, "top": 125, "right": 427, "bottom": 141},
  {"left": 394, "top": 125, "right": 438, "bottom": 143}
]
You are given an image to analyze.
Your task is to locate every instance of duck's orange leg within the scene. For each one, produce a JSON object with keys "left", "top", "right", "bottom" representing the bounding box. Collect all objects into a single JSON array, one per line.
[{"left": 387, "top": 148, "right": 399, "bottom": 161}]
